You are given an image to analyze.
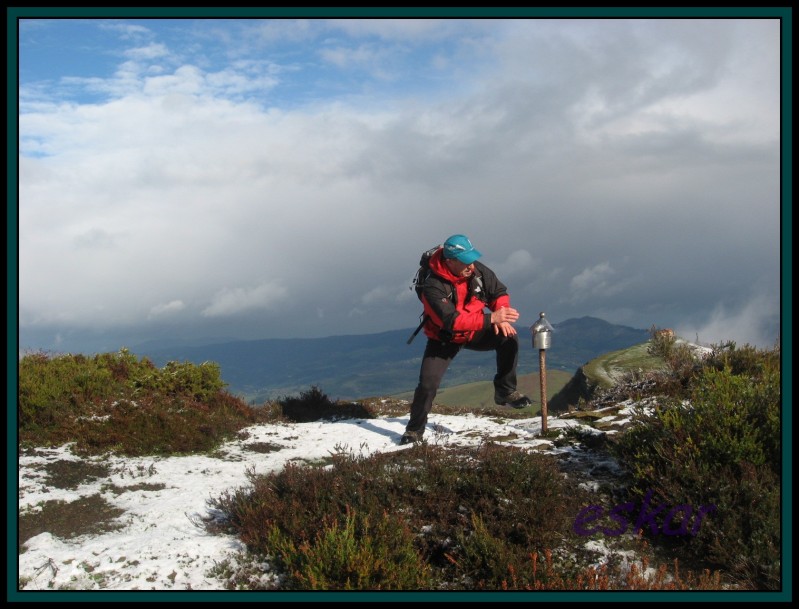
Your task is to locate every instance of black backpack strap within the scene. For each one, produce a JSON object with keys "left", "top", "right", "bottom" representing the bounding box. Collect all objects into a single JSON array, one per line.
[{"left": 407, "top": 315, "right": 428, "bottom": 344}]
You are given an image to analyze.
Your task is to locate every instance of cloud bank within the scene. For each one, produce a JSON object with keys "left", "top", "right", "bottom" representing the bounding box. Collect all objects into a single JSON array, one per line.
[{"left": 16, "top": 16, "right": 783, "bottom": 352}]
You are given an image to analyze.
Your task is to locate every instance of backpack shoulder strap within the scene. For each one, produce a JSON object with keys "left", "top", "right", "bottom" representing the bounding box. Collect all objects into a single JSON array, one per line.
[{"left": 411, "top": 245, "right": 441, "bottom": 297}]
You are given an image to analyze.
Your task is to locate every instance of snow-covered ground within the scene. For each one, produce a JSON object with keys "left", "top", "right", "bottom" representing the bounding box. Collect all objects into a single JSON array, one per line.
[{"left": 18, "top": 406, "right": 626, "bottom": 592}]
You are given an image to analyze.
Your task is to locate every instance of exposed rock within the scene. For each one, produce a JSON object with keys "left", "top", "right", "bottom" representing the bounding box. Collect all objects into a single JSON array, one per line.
[{"left": 548, "top": 366, "right": 600, "bottom": 413}]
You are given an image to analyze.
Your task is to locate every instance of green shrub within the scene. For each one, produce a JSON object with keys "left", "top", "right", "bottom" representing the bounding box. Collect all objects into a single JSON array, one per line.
[
  {"left": 266, "top": 507, "right": 431, "bottom": 590},
  {"left": 612, "top": 344, "right": 781, "bottom": 589},
  {"left": 646, "top": 327, "right": 701, "bottom": 396},
  {"left": 704, "top": 340, "right": 781, "bottom": 378},
  {"left": 18, "top": 349, "right": 256, "bottom": 456},
  {"left": 130, "top": 359, "right": 226, "bottom": 401},
  {"left": 456, "top": 512, "right": 524, "bottom": 588},
  {"left": 19, "top": 351, "right": 122, "bottom": 433}
]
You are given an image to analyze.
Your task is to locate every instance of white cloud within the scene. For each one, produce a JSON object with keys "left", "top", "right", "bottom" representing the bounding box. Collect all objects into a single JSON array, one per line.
[
  {"left": 360, "top": 285, "right": 394, "bottom": 305},
  {"left": 348, "top": 307, "right": 366, "bottom": 318},
  {"left": 248, "top": 19, "right": 316, "bottom": 45},
  {"left": 202, "top": 283, "right": 288, "bottom": 317},
  {"left": 564, "top": 262, "right": 636, "bottom": 308},
  {"left": 125, "top": 43, "right": 170, "bottom": 61},
  {"left": 142, "top": 64, "right": 206, "bottom": 96},
  {"left": 206, "top": 61, "right": 280, "bottom": 96},
  {"left": 148, "top": 300, "right": 186, "bottom": 318},
  {"left": 318, "top": 43, "right": 401, "bottom": 81},
  {"left": 675, "top": 292, "right": 780, "bottom": 349},
  {"left": 326, "top": 18, "right": 462, "bottom": 41},
  {"left": 361, "top": 281, "right": 415, "bottom": 306},
  {"left": 101, "top": 22, "right": 154, "bottom": 40},
  {"left": 493, "top": 249, "right": 537, "bottom": 278},
  {"left": 321, "top": 44, "right": 382, "bottom": 69},
  {"left": 570, "top": 262, "right": 615, "bottom": 293}
]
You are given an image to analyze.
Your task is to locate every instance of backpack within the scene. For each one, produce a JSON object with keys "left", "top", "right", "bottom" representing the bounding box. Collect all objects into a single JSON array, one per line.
[
  {"left": 410, "top": 245, "right": 441, "bottom": 301},
  {"left": 406, "top": 245, "right": 441, "bottom": 344}
]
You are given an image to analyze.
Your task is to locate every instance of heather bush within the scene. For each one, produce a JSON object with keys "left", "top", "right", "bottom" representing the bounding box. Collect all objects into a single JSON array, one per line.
[
  {"left": 19, "top": 350, "right": 134, "bottom": 434},
  {"left": 612, "top": 342, "right": 781, "bottom": 589},
  {"left": 456, "top": 512, "right": 525, "bottom": 587},
  {"left": 704, "top": 340, "right": 781, "bottom": 377},
  {"left": 129, "top": 359, "right": 226, "bottom": 401},
  {"left": 265, "top": 507, "right": 431, "bottom": 590},
  {"left": 207, "top": 441, "right": 593, "bottom": 590},
  {"left": 278, "top": 385, "right": 375, "bottom": 422},
  {"left": 18, "top": 349, "right": 258, "bottom": 456},
  {"left": 207, "top": 438, "right": 731, "bottom": 591},
  {"left": 646, "top": 327, "right": 702, "bottom": 397}
]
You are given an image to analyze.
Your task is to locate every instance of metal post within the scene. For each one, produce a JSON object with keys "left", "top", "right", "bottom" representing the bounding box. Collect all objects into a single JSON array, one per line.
[
  {"left": 539, "top": 348, "right": 547, "bottom": 433},
  {"left": 531, "top": 311, "right": 553, "bottom": 436}
]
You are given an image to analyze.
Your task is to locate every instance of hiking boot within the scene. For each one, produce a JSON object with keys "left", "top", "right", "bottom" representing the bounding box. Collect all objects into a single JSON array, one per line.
[
  {"left": 399, "top": 430, "right": 423, "bottom": 445},
  {"left": 494, "top": 391, "right": 532, "bottom": 409}
]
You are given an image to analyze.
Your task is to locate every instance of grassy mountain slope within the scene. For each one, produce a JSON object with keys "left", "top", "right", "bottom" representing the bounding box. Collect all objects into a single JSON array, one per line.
[
  {"left": 392, "top": 369, "right": 573, "bottom": 414},
  {"left": 582, "top": 341, "right": 668, "bottom": 387}
]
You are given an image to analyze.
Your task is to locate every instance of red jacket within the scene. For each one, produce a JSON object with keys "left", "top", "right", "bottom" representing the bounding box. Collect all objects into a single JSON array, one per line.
[{"left": 420, "top": 249, "right": 511, "bottom": 344}]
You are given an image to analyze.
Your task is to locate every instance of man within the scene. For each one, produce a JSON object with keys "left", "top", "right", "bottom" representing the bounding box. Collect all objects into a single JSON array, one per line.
[{"left": 401, "top": 234, "right": 532, "bottom": 445}]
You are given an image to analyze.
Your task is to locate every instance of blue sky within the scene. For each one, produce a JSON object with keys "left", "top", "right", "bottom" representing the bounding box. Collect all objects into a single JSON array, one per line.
[{"left": 12, "top": 9, "right": 788, "bottom": 353}]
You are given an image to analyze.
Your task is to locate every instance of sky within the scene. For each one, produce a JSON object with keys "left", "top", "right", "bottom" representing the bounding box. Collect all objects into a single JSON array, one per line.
[
  {"left": 15, "top": 403, "right": 630, "bottom": 596},
  {"left": 12, "top": 9, "right": 788, "bottom": 354}
]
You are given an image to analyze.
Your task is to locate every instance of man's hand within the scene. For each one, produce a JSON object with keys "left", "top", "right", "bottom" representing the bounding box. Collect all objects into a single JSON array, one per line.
[
  {"left": 490, "top": 307, "right": 519, "bottom": 336},
  {"left": 490, "top": 306, "right": 519, "bottom": 325},
  {"left": 493, "top": 321, "right": 517, "bottom": 337}
]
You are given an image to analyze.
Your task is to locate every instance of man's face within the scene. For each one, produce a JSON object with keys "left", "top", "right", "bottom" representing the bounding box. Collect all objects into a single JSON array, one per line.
[{"left": 445, "top": 257, "right": 475, "bottom": 278}]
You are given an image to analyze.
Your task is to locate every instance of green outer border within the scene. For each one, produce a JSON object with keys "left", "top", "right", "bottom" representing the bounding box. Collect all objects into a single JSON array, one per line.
[
  {"left": 7, "top": 5, "right": 792, "bottom": 603},
  {"left": 5, "top": 6, "right": 791, "bottom": 18}
]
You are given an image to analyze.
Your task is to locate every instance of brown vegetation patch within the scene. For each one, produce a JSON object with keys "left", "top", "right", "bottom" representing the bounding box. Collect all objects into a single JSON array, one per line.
[
  {"left": 19, "top": 494, "right": 126, "bottom": 552},
  {"left": 243, "top": 442, "right": 284, "bottom": 454},
  {"left": 42, "top": 460, "right": 110, "bottom": 490},
  {"left": 102, "top": 482, "right": 168, "bottom": 495},
  {"left": 482, "top": 431, "right": 520, "bottom": 442}
]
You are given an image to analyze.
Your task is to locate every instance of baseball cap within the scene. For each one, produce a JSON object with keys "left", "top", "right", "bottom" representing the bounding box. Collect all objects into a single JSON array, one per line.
[{"left": 442, "top": 234, "right": 482, "bottom": 264}]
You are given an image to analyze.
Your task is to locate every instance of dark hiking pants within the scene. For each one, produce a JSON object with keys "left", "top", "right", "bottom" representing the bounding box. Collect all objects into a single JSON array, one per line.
[{"left": 405, "top": 330, "right": 520, "bottom": 435}]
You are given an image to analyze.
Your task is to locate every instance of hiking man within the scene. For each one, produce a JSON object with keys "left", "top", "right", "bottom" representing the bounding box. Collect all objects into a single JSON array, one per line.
[{"left": 401, "top": 234, "right": 532, "bottom": 445}]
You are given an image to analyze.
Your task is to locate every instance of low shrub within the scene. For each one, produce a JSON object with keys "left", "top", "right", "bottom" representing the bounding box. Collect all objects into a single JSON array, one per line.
[
  {"left": 278, "top": 386, "right": 375, "bottom": 422},
  {"left": 207, "top": 441, "right": 597, "bottom": 590},
  {"left": 265, "top": 506, "right": 431, "bottom": 590},
  {"left": 207, "top": 440, "right": 731, "bottom": 590},
  {"left": 646, "top": 327, "right": 702, "bottom": 397},
  {"left": 130, "top": 359, "right": 226, "bottom": 401},
  {"left": 612, "top": 342, "right": 781, "bottom": 589},
  {"left": 18, "top": 349, "right": 258, "bottom": 456}
]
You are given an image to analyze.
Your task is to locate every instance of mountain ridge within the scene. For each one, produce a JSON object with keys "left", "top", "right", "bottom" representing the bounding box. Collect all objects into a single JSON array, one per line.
[{"left": 131, "top": 316, "right": 651, "bottom": 402}]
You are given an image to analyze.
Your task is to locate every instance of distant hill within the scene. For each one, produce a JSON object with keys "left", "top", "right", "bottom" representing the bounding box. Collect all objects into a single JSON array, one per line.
[{"left": 132, "top": 316, "right": 650, "bottom": 402}]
